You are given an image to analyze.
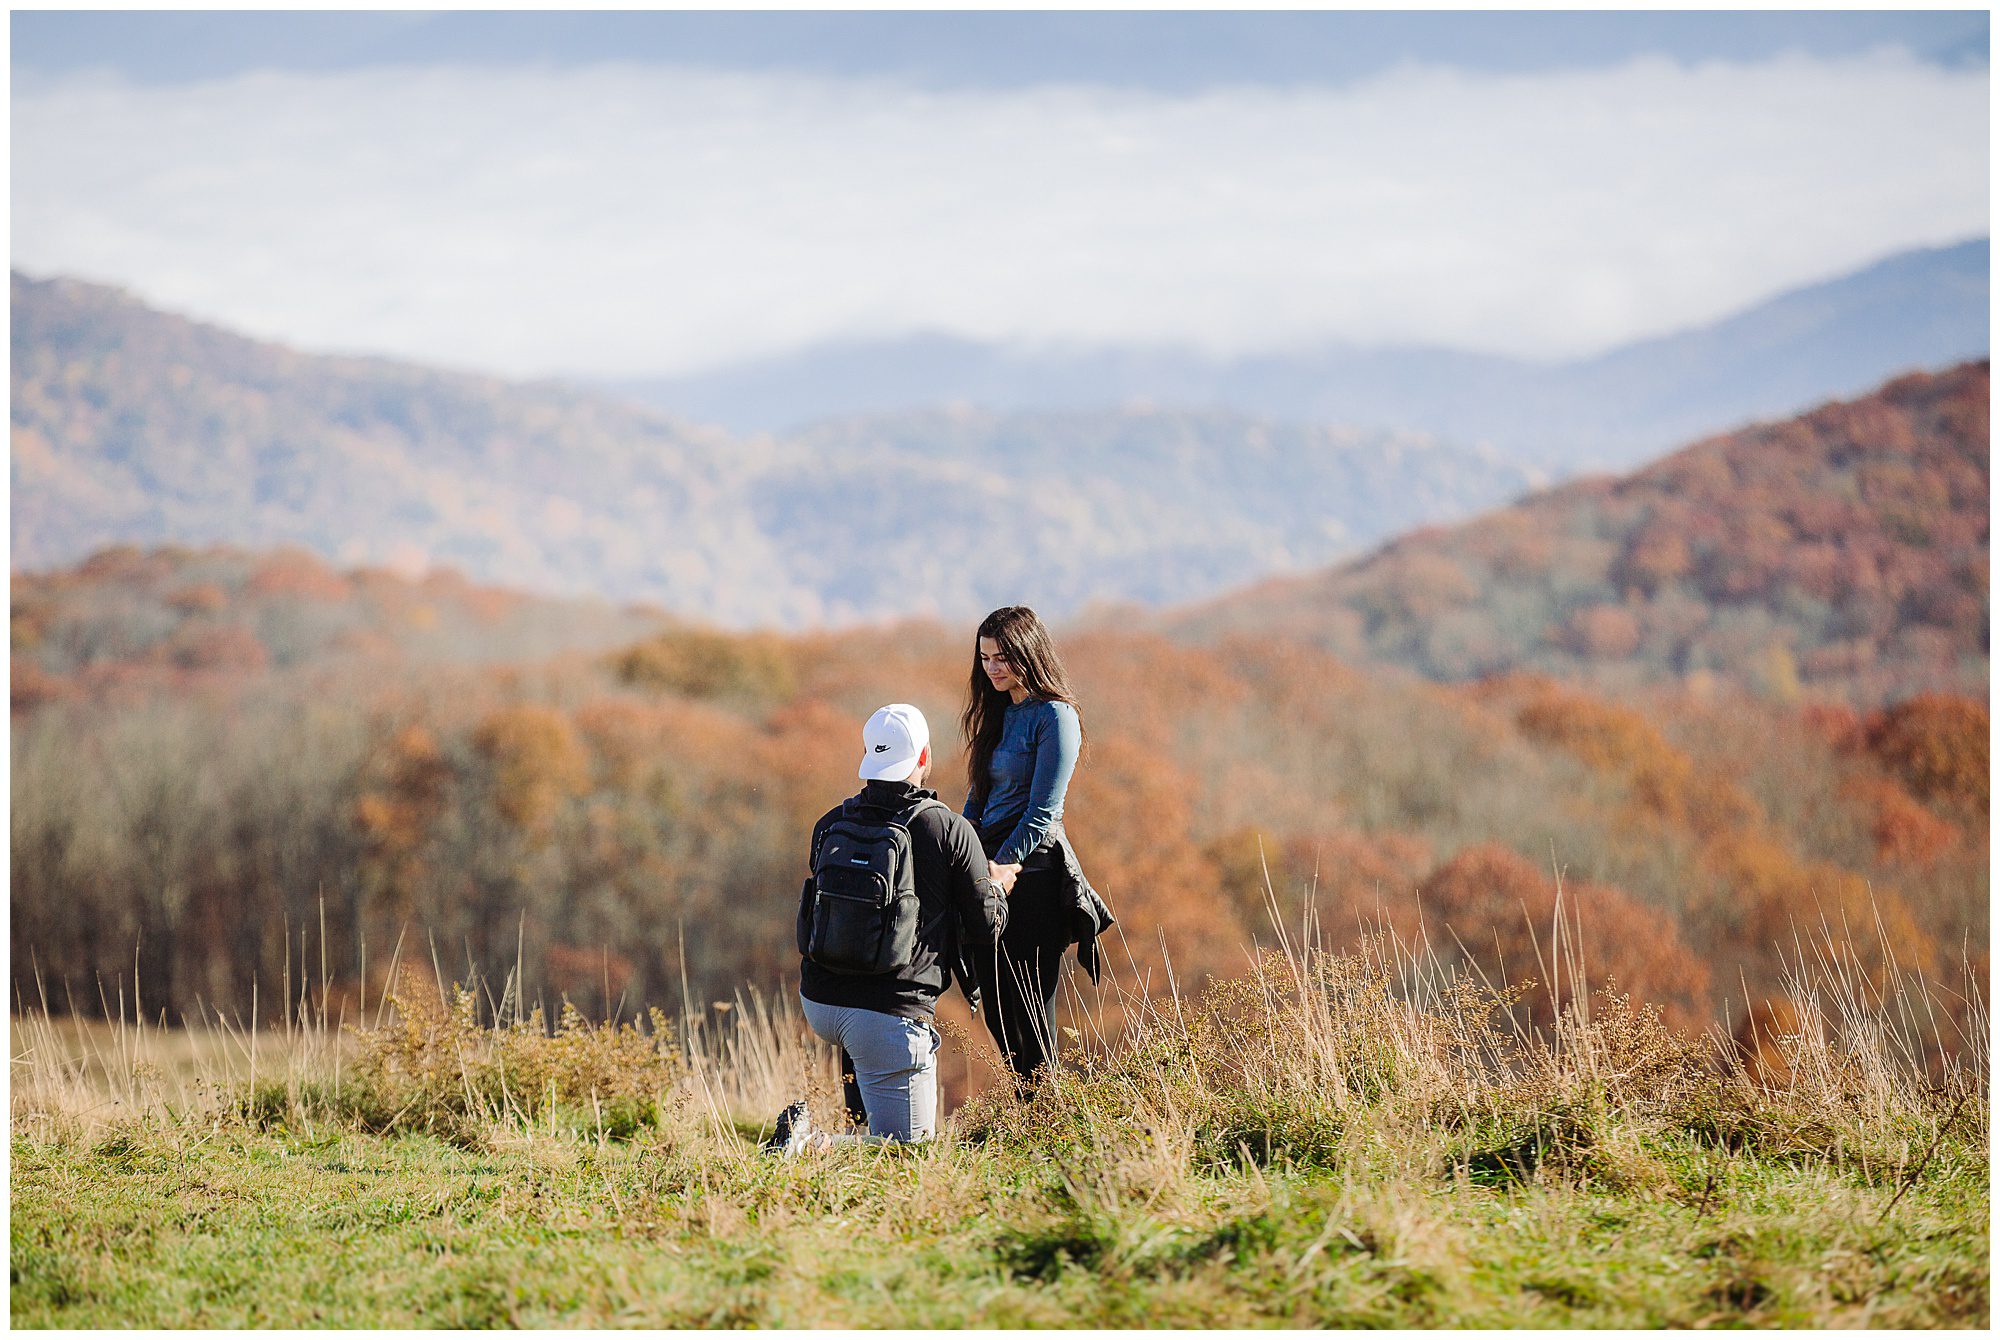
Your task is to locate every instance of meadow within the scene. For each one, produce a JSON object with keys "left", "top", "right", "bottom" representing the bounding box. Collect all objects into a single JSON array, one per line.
[
  {"left": 10, "top": 904, "right": 1988, "bottom": 1328},
  {"left": 10, "top": 469, "right": 1989, "bottom": 1326}
]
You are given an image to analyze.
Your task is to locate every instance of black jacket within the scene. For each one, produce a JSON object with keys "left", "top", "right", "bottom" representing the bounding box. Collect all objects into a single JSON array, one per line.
[
  {"left": 979, "top": 822, "right": 1116, "bottom": 984},
  {"left": 799, "top": 780, "right": 1007, "bottom": 1020},
  {"left": 1050, "top": 832, "right": 1116, "bottom": 983}
]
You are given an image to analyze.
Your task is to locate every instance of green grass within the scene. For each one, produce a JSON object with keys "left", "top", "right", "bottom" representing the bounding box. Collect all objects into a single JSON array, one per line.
[
  {"left": 11, "top": 1090, "right": 1988, "bottom": 1326},
  {"left": 11, "top": 928, "right": 1988, "bottom": 1327},
  {"left": 10, "top": 1125, "right": 1988, "bottom": 1327}
]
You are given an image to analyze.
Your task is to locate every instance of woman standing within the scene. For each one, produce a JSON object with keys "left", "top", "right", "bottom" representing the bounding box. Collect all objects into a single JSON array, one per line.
[{"left": 960, "top": 605, "right": 1091, "bottom": 1085}]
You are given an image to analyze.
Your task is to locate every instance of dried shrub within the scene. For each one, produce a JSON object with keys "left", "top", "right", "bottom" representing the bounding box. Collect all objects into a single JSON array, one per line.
[{"left": 317, "top": 968, "right": 689, "bottom": 1142}]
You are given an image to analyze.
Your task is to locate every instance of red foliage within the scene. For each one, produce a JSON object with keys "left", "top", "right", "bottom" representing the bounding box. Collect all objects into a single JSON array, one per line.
[
  {"left": 1211, "top": 362, "right": 1988, "bottom": 702},
  {"left": 1799, "top": 703, "right": 1867, "bottom": 754},
  {"left": 545, "top": 942, "right": 635, "bottom": 1008},
  {"left": 1865, "top": 693, "right": 1989, "bottom": 814}
]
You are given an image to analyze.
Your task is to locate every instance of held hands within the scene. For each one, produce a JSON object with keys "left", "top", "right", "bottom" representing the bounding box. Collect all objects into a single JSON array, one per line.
[{"left": 988, "top": 860, "right": 1023, "bottom": 894}]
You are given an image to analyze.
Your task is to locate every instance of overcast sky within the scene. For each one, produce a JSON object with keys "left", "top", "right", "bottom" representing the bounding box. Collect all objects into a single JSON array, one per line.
[{"left": 11, "top": 12, "right": 1990, "bottom": 379}]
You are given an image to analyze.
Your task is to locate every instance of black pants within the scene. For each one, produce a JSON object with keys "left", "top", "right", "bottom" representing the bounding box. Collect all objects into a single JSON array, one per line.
[
  {"left": 976, "top": 868, "right": 1069, "bottom": 1083},
  {"left": 840, "top": 1050, "right": 869, "bottom": 1127}
]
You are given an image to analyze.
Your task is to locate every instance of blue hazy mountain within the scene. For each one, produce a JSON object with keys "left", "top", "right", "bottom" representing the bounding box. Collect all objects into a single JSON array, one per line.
[{"left": 609, "top": 239, "right": 1988, "bottom": 473}]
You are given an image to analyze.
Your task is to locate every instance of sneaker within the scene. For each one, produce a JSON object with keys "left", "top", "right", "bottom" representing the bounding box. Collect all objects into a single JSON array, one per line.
[{"left": 761, "top": 1100, "right": 813, "bottom": 1157}]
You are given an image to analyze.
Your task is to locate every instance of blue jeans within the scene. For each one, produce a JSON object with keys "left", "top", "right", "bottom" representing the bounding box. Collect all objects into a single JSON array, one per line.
[{"left": 800, "top": 996, "right": 941, "bottom": 1142}]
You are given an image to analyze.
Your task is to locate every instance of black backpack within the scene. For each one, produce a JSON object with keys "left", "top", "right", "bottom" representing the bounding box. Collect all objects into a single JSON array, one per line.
[{"left": 800, "top": 795, "right": 946, "bottom": 975}]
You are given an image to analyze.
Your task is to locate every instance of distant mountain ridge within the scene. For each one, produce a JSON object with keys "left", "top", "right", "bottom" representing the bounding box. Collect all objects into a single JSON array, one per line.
[
  {"left": 1168, "top": 362, "right": 1989, "bottom": 706},
  {"left": 10, "top": 273, "right": 1535, "bottom": 627},
  {"left": 609, "top": 239, "right": 1989, "bottom": 473}
]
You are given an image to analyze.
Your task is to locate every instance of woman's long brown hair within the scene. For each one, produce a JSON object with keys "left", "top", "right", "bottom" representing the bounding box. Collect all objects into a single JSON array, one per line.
[{"left": 961, "top": 606, "right": 1084, "bottom": 813}]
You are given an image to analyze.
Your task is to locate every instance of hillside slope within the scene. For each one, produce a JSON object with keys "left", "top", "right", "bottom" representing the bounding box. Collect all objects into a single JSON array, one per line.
[
  {"left": 1169, "top": 362, "right": 1989, "bottom": 706},
  {"left": 11, "top": 273, "right": 1534, "bottom": 626}
]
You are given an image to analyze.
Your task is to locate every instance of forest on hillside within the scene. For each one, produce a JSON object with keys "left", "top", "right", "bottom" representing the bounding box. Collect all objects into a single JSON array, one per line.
[
  {"left": 10, "top": 271, "right": 1531, "bottom": 626},
  {"left": 12, "top": 545, "right": 1987, "bottom": 1091},
  {"left": 1179, "top": 362, "right": 1988, "bottom": 707}
]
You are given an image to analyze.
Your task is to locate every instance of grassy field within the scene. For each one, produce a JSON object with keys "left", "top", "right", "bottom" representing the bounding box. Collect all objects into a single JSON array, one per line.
[{"left": 10, "top": 930, "right": 1990, "bottom": 1328}]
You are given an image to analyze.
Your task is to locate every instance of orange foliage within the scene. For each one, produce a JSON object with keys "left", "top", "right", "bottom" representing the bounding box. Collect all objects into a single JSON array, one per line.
[
  {"left": 1379, "top": 550, "right": 1479, "bottom": 619},
  {"left": 1204, "top": 363, "right": 1987, "bottom": 702},
  {"left": 611, "top": 626, "right": 797, "bottom": 703},
  {"left": 458, "top": 585, "right": 523, "bottom": 627},
  {"left": 1839, "top": 776, "right": 1957, "bottom": 867},
  {"left": 1561, "top": 603, "right": 1642, "bottom": 659},
  {"left": 1419, "top": 843, "right": 1711, "bottom": 1031},
  {"left": 1207, "top": 826, "right": 1433, "bottom": 948},
  {"left": 1066, "top": 734, "right": 1241, "bottom": 985},
  {"left": 354, "top": 724, "right": 453, "bottom": 855},
  {"left": 473, "top": 704, "right": 590, "bottom": 832},
  {"left": 1613, "top": 524, "right": 1692, "bottom": 595},
  {"left": 1696, "top": 831, "right": 1939, "bottom": 990},
  {"left": 573, "top": 698, "right": 677, "bottom": 792},
  {"left": 352, "top": 722, "right": 457, "bottom": 924},
  {"left": 167, "top": 582, "right": 230, "bottom": 615},
  {"left": 246, "top": 546, "right": 352, "bottom": 602},
  {"left": 78, "top": 544, "right": 173, "bottom": 584},
  {"left": 1800, "top": 702, "right": 1867, "bottom": 754},
  {"left": 1512, "top": 681, "right": 1753, "bottom": 836}
]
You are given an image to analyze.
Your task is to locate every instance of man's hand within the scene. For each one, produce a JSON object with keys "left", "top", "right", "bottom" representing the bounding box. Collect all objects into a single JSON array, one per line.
[{"left": 989, "top": 860, "right": 1023, "bottom": 894}]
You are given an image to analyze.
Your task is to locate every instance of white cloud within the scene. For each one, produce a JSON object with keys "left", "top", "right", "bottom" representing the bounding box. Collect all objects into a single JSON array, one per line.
[{"left": 11, "top": 50, "right": 1988, "bottom": 377}]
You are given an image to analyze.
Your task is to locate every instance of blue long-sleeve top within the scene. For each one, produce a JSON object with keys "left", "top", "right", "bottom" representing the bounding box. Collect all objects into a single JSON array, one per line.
[{"left": 963, "top": 697, "right": 1081, "bottom": 866}]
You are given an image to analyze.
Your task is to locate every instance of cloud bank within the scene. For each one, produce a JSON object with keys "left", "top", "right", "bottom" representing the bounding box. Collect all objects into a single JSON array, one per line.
[{"left": 11, "top": 49, "right": 1988, "bottom": 377}]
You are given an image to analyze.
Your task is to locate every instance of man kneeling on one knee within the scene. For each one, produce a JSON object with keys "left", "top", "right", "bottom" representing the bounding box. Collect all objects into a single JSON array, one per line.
[{"left": 765, "top": 703, "right": 1011, "bottom": 1153}]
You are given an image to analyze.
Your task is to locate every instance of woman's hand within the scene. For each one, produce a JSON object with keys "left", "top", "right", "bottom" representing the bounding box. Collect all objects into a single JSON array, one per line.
[{"left": 989, "top": 860, "right": 1023, "bottom": 894}]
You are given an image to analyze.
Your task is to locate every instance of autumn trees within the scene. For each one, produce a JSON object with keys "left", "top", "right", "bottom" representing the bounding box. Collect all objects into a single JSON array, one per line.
[
  {"left": 10, "top": 545, "right": 1986, "bottom": 1073},
  {"left": 1175, "top": 362, "right": 1989, "bottom": 706}
]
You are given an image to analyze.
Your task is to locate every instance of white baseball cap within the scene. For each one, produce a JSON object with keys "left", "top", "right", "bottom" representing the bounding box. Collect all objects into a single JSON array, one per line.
[{"left": 859, "top": 703, "right": 930, "bottom": 782}]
